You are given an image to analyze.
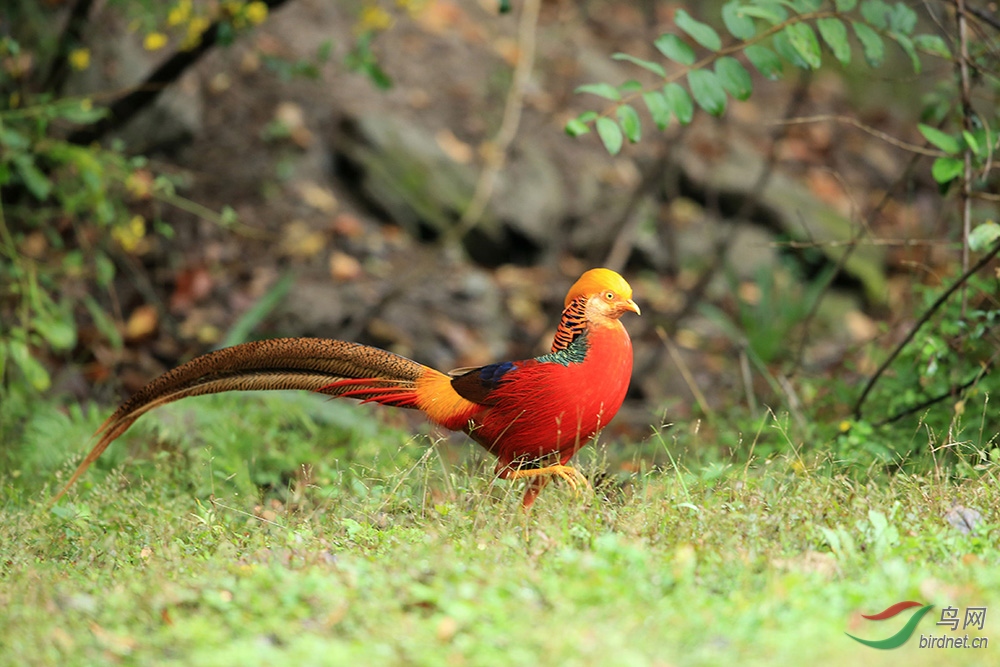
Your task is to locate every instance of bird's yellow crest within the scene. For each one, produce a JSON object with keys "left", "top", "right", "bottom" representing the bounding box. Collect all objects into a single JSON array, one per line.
[{"left": 564, "top": 268, "right": 634, "bottom": 307}]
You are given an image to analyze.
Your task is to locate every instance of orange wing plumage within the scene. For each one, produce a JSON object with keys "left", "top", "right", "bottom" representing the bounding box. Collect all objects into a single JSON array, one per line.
[{"left": 51, "top": 268, "right": 639, "bottom": 508}]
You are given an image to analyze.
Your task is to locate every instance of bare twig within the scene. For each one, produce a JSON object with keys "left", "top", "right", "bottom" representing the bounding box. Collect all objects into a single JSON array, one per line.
[
  {"left": 42, "top": 0, "right": 95, "bottom": 95},
  {"left": 853, "top": 240, "right": 1000, "bottom": 419},
  {"left": 670, "top": 74, "right": 812, "bottom": 328},
  {"left": 68, "top": 0, "right": 293, "bottom": 145},
  {"left": 774, "top": 115, "right": 946, "bottom": 157},
  {"left": 963, "top": 2, "right": 1000, "bottom": 32},
  {"left": 791, "top": 151, "right": 925, "bottom": 372},
  {"left": 873, "top": 356, "right": 995, "bottom": 427},
  {"left": 452, "top": 0, "right": 541, "bottom": 239},
  {"left": 603, "top": 151, "right": 671, "bottom": 271},
  {"left": 955, "top": 0, "right": 975, "bottom": 313},
  {"left": 657, "top": 326, "right": 713, "bottom": 418}
]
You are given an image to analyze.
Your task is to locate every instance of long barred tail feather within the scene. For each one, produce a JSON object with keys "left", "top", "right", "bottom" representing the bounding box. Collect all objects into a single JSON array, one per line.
[{"left": 50, "top": 337, "right": 432, "bottom": 504}]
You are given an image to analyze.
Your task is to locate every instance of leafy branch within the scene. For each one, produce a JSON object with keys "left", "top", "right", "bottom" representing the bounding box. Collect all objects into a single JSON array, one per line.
[{"left": 565, "top": 0, "right": 951, "bottom": 154}]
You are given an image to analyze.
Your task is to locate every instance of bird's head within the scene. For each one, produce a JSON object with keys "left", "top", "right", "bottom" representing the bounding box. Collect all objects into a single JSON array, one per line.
[{"left": 565, "top": 268, "right": 640, "bottom": 320}]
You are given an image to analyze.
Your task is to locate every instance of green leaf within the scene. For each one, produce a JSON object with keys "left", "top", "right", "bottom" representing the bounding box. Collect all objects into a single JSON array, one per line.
[
  {"left": 9, "top": 340, "right": 51, "bottom": 391},
  {"left": 784, "top": 23, "right": 822, "bottom": 69},
  {"left": 35, "top": 310, "right": 77, "bottom": 351},
  {"left": 860, "top": 0, "right": 891, "bottom": 29},
  {"left": 617, "top": 105, "right": 642, "bottom": 143},
  {"left": 969, "top": 222, "right": 1000, "bottom": 252},
  {"left": 931, "top": 156, "right": 963, "bottom": 184},
  {"left": 817, "top": 17, "right": 851, "bottom": 65},
  {"left": 835, "top": 0, "right": 858, "bottom": 10},
  {"left": 575, "top": 83, "right": 621, "bottom": 101},
  {"left": 654, "top": 34, "right": 695, "bottom": 65},
  {"left": 221, "top": 273, "right": 296, "bottom": 348},
  {"left": 55, "top": 100, "right": 108, "bottom": 124},
  {"left": 914, "top": 34, "right": 951, "bottom": 59},
  {"left": 596, "top": 117, "right": 624, "bottom": 155},
  {"left": 84, "top": 295, "right": 123, "bottom": 350},
  {"left": 612, "top": 52, "right": 666, "bottom": 77},
  {"left": 618, "top": 79, "right": 644, "bottom": 93},
  {"left": 12, "top": 155, "right": 52, "bottom": 200},
  {"left": 564, "top": 118, "right": 591, "bottom": 137},
  {"left": 675, "top": 9, "right": 722, "bottom": 51},
  {"left": 663, "top": 83, "right": 694, "bottom": 124},
  {"left": 772, "top": 31, "right": 811, "bottom": 70},
  {"left": 643, "top": 90, "right": 672, "bottom": 130},
  {"left": 744, "top": 44, "right": 784, "bottom": 79},
  {"left": 852, "top": 21, "right": 885, "bottom": 67},
  {"left": 918, "top": 124, "right": 960, "bottom": 154},
  {"left": 715, "top": 57, "right": 753, "bottom": 100},
  {"left": 791, "top": 0, "right": 823, "bottom": 10},
  {"left": 888, "top": 2, "right": 917, "bottom": 34},
  {"left": 891, "top": 32, "right": 920, "bottom": 72},
  {"left": 0, "top": 127, "right": 29, "bottom": 149},
  {"left": 962, "top": 130, "right": 980, "bottom": 156},
  {"left": 722, "top": 1, "right": 756, "bottom": 40},
  {"left": 687, "top": 69, "right": 727, "bottom": 116},
  {"left": 739, "top": 3, "right": 788, "bottom": 24}
]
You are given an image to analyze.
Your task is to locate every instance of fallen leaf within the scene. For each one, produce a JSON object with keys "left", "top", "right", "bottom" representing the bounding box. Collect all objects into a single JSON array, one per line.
[
  {"left": 296, "top": 181, "right": 338, "bottom": 213},
  {"left": 170, "top": 265, "right": 213, "bottom": 312},
  {"left": 280, "top": 220, "right": 326, "bottom": 258},
  {"left": 332, "top": 213, "right": 364, "bottom": 238},
  {"left": 124, "top": 305, "right": 158, "bottom": 341},
  {"left": 329, "top": 252, "right": 362, "bottom": 281},
  {"left": 435, "top": 128, "right": 473, "bottom": 164}
]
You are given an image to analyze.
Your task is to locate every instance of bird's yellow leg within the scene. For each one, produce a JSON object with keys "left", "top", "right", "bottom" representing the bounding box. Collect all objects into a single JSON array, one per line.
[{"left": 506, "top": 464, "right": 591, "bottom": 493}]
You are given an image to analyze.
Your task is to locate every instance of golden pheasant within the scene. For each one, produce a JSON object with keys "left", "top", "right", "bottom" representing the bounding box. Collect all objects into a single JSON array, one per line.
[{"left": 51, "top": 268, "right": 639, "bottom": 508}]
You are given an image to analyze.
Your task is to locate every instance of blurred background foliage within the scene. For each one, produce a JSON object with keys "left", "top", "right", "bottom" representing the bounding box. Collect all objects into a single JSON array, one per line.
[{"left": 1, "top": 0, "right": 998, "bottom": 499}]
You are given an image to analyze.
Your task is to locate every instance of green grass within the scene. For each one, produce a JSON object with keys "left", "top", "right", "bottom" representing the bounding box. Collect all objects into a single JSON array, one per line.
[{"left": 1, "top": 392, "right": 997, "bottom": 666}]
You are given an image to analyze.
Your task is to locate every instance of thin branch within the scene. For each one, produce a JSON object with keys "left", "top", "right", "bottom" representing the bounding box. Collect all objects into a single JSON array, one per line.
[
  {"left": 68, "top": 0, "right": 292, "bottom": 145},
  {"left": 774, "top": 115, "right": 946, "bottom": 157},
  {"left": 42, "top": 0, "right": 95, "bottom": 95},
  {"left": 657, "top": 326, "right": 713, "bottom": 418},
  {"left": 853, "top": 240, "right": 1000, "bottom": 419},
  {"left": 955, "top": 0, "right": 975, "bottom": 313},
  {"left": 873, "top": 357, "right": 995, "bottom": 427},
  {"left": 452, "top": 0, "right": 541, "bottom": 239},
  {"left": 670, "top": 74, "right": 812, "bottom": 329},
  {"left": 603, "top": 150, "right": 670, "bottom": 271},
  {"left": 792, "top": 151, "right": 926, "bottom": 372}
]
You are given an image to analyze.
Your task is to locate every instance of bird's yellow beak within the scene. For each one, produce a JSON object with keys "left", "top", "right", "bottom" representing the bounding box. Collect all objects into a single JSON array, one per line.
[{"left": 623, "top": 299, "right": 641, "bottom": 316}]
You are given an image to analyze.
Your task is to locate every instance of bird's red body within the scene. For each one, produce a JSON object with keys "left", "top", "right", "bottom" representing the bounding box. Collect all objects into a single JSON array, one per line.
[
  {"left": 52, "top": 268, "right": 639, "bottom": 508},
  {"left": 428, "top": 322, "right": 631, "bottom": 470}
]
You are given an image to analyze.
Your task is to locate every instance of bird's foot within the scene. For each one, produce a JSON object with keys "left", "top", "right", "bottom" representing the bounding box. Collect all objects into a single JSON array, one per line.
[{"left": 506, "top": 464, "right": 591, "bottom": 506}]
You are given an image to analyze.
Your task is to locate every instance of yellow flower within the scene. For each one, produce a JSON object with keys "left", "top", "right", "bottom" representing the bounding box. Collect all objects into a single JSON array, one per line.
[
  {"left": 168, "top": 0, "right": 192, "bottom": 26},
  {"left": 183, "top": 16, "right": 211, "bottom": 50},
  {"left": 144, "top": 32, "right": 169, "bottom": 51},
  {"left": 358, "top": 5, "right": 393, "bottom": 32},
  {"left": 838, "top": 420, "right": 852, "bottom": 433},
  {"left": 113, "top": 215, "right": 147, "bottom": 253},
  {"left": 68, "top": 48, "right": 91, "bottom": 71},
  {"left": 245, "top": 2, "right": 269, "bottom": 24}
]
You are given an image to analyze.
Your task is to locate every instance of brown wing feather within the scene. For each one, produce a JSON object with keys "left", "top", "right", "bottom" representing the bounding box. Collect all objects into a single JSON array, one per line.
[{"left": 50, "top": 338, "right": 431, "bottom": 504}]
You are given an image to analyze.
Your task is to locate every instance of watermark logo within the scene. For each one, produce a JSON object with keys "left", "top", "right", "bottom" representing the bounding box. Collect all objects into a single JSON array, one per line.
[
  {"left": 847, "top": 601, "right": 989, "bottom": 650},
  {"left": 846, "top": 601, "right": 934, "bottom": 649}
]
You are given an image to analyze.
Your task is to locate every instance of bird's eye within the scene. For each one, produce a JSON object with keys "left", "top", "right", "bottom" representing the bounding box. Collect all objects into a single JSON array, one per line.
[{"left": 605, "top": 291, "right": 615, "bottom": 300}]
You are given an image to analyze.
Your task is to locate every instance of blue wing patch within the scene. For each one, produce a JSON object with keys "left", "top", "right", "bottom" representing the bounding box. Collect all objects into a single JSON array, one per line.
[{"left": 450, "top": 361, "right": 517, "bottom": 405}]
